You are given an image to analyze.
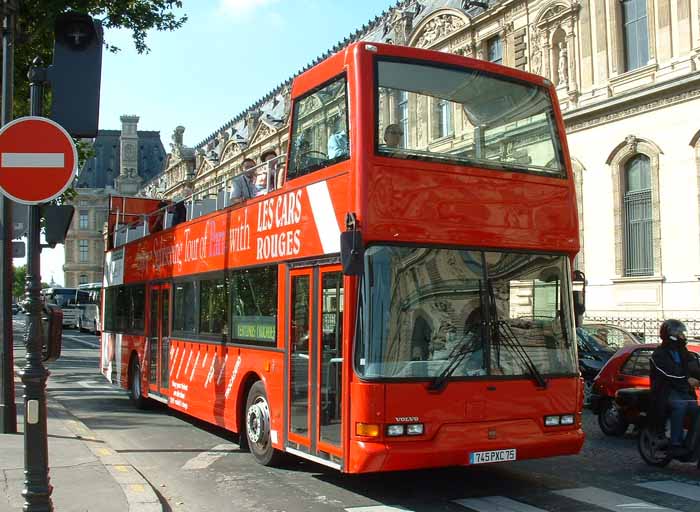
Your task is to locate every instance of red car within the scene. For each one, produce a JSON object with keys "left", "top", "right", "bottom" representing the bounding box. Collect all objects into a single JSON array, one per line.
[{"left": 590, "top": 343, "right": 700, "bottom": 436}]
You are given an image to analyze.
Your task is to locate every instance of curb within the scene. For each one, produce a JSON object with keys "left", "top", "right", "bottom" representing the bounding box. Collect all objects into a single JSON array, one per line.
[{"left": 48, "top": 396, "right": 164, "bottom": 512}]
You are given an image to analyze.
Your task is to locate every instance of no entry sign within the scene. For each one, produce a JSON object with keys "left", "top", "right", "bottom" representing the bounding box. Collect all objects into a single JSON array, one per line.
[{"left": 0, "top": 116, "right": 78, "bottom": 204}]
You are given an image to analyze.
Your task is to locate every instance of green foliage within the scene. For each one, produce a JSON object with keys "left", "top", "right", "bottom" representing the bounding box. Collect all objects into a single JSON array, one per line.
[
  {"left": 14, "top": 1, "right": 187, "bottom": 119},
  {"left": 11, "top": 2, "right": 187, "bottom": 203},
  {"left": 12, "top": 264, "right": 26, "bottom": 300}
]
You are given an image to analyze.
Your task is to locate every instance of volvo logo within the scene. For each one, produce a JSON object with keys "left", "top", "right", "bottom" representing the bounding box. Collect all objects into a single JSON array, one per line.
[{"left": 395, "top": 416, "right": 419, "bottom": 422}]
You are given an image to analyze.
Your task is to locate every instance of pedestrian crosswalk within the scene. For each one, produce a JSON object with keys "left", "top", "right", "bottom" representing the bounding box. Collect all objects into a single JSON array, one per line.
[{"left": 345, "top": 481, "right": 700, "bottom": 512}]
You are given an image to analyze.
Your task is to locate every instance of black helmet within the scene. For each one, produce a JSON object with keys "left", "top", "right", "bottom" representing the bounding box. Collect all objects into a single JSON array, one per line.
[{"left": 660, "top": 319, "right": 687, "bottom": 343}]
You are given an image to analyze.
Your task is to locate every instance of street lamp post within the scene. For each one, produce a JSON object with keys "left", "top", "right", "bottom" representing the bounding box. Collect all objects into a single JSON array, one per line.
[{"left": 20, "top": 57, "right": 53, "bottom": 512}]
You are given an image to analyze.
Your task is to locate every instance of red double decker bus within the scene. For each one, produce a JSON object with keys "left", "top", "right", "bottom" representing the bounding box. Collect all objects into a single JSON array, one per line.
[{"left": 100, "top": 42, "right": 584, "bottom": 473}]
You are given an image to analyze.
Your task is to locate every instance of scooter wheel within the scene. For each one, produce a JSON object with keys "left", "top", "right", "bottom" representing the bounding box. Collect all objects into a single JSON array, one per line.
[{"left": 638, "top": 426, "right": 672, "bottom": 467}]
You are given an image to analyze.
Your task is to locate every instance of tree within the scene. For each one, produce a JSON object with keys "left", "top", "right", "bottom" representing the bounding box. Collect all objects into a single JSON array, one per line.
[
  {"left": 12, "top": 264, "right": 26, "bottom": 301},
  {"left": 12, "top": 1, "right": 188, "bottom": 119}
]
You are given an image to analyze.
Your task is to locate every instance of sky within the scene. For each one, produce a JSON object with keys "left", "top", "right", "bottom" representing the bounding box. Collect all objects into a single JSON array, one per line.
[{"left": 16, "top": 0, "right": 399, "bottom": 286}]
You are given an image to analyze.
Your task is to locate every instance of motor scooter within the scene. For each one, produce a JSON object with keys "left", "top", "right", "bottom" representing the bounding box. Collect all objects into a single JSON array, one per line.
[{"left": 616, "top": 387, "right": 700, "bottom": 468}]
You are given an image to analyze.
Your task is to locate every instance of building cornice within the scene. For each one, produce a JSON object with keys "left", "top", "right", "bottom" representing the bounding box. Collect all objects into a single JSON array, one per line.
[{"left": 564, "top": 71, "right": 700, "bottom": 132}]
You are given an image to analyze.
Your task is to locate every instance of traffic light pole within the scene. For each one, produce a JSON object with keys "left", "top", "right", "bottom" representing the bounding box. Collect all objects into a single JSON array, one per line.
[
  {"left": 21, "top": 58, "right": 53, "bottom": 512},
  {"left": 0, "top": 0, "right": 17, "bottom": 435}
]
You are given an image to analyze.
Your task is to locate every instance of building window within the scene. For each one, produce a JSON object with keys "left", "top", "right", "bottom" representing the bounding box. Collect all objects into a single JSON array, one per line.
[
  {"left": 487, "top": 36, "right": 503, "bottom": 64},
  {"left": 398, "top": 90, "right": 409, "bottom": 147},
  {"left": 623, "top": 155, "right": 652, "bottom": 276},
  {"left": 79, "top": 210, "right": 89, "bottom": 230},
  {"left": 79, "top": 274, "right": 88, "bottom": 285},
  {"left": 434, "top": 98, "right": 453, "bottom": 139},
  {"left": 79, "top": 240, "right": 89, "bottom": 263},
  {"left": 621, "top": 0, "right": 649, "bottom": 71}
]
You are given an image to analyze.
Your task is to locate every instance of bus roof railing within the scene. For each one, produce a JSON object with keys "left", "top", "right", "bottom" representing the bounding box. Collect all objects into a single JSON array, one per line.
[{"left": 108, "top": 154, "right": 285, "bottom": 250}]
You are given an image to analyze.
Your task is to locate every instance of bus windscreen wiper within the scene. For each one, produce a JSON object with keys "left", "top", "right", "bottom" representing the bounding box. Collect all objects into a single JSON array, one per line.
[
  {"left": 487, "top": 280, "right": 547, "bottom": 389},
  {"left": 494, "top": 319, "right": 547, "bottom": 389},
  {"left": 428, "top": 326, "right": 480, "bottom": 392}
]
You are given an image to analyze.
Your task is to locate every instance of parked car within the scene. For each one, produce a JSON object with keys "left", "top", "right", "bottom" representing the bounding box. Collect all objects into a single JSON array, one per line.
[
  {"left": 580, "top": 323, "right": 642, "bottom": 349},
  {"left": 589, "top": 343, "right": 700, "bottom": 436},
  {"left": 11, "top": 303, "right": 19, "bottom": 315},
  {"left": 577, "top": 324, "right": 643, "bottom": 405}
]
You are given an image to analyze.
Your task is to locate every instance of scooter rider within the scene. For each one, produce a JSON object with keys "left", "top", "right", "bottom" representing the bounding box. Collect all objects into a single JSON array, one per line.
[{"left": 650, "top": 319, "right": 700, "bottom": 458}]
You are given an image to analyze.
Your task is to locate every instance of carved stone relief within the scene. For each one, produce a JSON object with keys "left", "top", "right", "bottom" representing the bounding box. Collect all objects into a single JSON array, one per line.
[
  {"left": 383, "top": 1, "right": 423, "bottom": 46},
  {"left": 416, "top": 14, "right": 466, "bottom": 48}
]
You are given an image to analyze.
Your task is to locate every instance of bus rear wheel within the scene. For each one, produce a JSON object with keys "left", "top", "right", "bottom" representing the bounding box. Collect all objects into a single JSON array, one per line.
[
  {"left": 129, "top": 357, "right": 147, "bottom": 409},
  {"left": 245, "top": 381, "right": 283, "bottom": 466}
]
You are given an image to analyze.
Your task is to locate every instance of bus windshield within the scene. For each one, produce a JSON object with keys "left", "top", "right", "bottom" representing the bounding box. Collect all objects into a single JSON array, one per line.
[
  {"left": 43, "top": 289, "right": 91, "bottom": 307},
  {"left": 355, "top": 246, "right": 577, "bottom": 380},
  {"left": 375, "top": 58, "right": 565, "bottom": 177}
]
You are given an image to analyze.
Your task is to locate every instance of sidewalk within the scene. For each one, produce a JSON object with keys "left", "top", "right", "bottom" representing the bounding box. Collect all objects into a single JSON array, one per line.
[{"left": 1, "top": 378, "right": 161, "bottom": 512}]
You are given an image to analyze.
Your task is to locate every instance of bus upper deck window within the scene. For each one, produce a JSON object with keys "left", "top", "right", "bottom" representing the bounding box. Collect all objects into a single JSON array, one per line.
[{"left": 287, "top": 74, "right": 350, "bottom": 180}]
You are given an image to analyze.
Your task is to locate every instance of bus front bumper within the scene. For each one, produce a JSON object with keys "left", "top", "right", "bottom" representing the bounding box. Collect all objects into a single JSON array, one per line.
[{"left": 347, "top": 421, "right": 584, "bottom": 473}]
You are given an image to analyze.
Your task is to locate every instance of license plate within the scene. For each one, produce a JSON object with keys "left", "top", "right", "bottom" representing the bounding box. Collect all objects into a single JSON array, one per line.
[{"left": 469, "top": 448, "right": 517, "bottom": 465}]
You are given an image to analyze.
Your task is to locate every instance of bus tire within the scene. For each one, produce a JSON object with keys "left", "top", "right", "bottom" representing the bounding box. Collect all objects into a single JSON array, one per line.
[
  {"left": 129, "top": 357, "right": 147, "bottom": 409},
  {"left": 245, "top": 381, "right": 283, "bottom": 466}
]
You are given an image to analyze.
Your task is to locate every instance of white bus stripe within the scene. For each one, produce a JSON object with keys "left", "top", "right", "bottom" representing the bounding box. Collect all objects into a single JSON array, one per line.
[
  {"left": 554, "top": 487, "right": 679, "bottom": 511},
  {"left": 189, "top": 352, "right": 200, "bottom": 382},
  {"left": 201, "top": 352, "right": 208, "bottom": 368},
  {"left": 169, "top": 347, "right": 179, "bottom": 375},
  {"left": 454, "top": 496, "right": 547, "bottom": 512},
  {"left": 2, "top": 152, "right": 64, "bottom": 168},
  {"left": 306, "top": 181, "right": 341, "bottom": 254},
  {"left": 184, "top": 349, "right": 193, "bottom": 376},
  {"left": 216, "top": 354, "right": 228, "bottom": 385},
  {"left": 176, "top": 347, "right": 187, "bottom": 378},
  {"left": 637, "top": 481, "right": 700, "bottom": 502},
  {"left": 181, "top": 444, "right": 237, "bottom": 470}
]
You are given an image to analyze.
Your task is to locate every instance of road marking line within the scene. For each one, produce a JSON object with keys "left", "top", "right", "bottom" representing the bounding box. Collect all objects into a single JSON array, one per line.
[
  {"left": 63, "top": 334, "right": 99, "bottom": 349},
  {"left": 454, "top": 496, "right": 548, "bottom": 511},
  {"left": 97, "top": 448, "right": 113, "bottom": 457},
  {"left": 114, "top": 465, "right": 129, "bottom": 473},
  {"left": 345, "top": 506, "right": 413, "bottom": 512},
  {"left": 554, "top": 487, "right": 679, "bottom": 511},
  {"left": 128, "top": 484, "right": 145, "bottom": 493},
  {"left": 637, "top": 481, "right": 700, "bottom": 502},
  {"left": 2, "top": 152, "right": 64, "bottom": 167},
  {"left": 181, "top": 443, "right": 237, "bottom": 470}
]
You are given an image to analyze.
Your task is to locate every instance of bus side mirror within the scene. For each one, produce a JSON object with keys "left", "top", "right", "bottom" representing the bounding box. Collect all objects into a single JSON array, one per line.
[
  {"left": 572, "top": 270, "right": 586, "bottom": 328},
  {"left": 340, "top": 231, "right": 364, "bottom": 276},
  {"left": 42, "top": 305, "right": 63, "bottom": 362}
]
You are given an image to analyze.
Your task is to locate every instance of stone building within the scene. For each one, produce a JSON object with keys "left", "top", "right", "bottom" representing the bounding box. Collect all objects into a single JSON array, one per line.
[
  {"left": 64, "top": 115, "right": 166, "bottom": 287},
  {"left": 142, "top": 0, "right": 700, "bottom": 329}
]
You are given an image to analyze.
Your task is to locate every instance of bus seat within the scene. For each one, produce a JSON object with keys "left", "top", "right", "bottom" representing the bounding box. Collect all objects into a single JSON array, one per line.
[
  {"left": 164, "top": 212, "right": 174, "bottom": 229},
  {"left": 201, "top": 197, "right": 217, "bottom": 216}
]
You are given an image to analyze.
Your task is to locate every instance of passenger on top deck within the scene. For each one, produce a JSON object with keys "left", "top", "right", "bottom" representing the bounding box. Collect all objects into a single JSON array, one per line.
[
  {"left": 229, "top": 158, "right": 256, "bottom": 204},
  {"left": 327, "top": 114, "right": 349, "bottom": 159}
]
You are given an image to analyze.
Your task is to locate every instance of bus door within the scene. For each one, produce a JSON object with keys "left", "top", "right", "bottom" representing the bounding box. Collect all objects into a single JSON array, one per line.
[
  {"left": 148, "top": 284, "right": 172, "bottom": 397},
  {"left": 287, "top": 265, "right": 344, "bottom": 463}
]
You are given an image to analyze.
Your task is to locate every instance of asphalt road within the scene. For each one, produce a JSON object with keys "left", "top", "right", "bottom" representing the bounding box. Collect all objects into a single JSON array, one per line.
[{"left": 11, "top": 318, "right": 700, "bottom": 511}]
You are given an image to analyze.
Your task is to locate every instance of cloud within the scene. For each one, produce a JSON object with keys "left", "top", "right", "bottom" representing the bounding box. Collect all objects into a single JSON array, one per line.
[{"left": 217, "top": 0, "right": 281, "bottom": 21}]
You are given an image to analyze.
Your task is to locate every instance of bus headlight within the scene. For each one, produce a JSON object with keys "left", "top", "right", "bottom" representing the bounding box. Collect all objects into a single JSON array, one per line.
[
  {"left": 406, "top": 423, "right": 424, "bottom": 436},
  {"left": 544, "top": 415, "right": 561, "bottom": 426},
  {"left": 560, "top": 414, "right": 575, "bottom": 425},
  {"left": 386, "top": 424, "right": 405, "bottom": 436}
]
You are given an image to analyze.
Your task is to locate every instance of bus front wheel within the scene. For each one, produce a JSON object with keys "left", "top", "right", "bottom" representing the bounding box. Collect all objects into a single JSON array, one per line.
[{"left": 245, "top": 381, "right": 284, "bottom": 466}]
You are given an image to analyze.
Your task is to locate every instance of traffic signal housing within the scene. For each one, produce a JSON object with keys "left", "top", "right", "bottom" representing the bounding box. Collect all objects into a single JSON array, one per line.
[{"left": 48, "top": 12, "right": 103, "bottom": 138}]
